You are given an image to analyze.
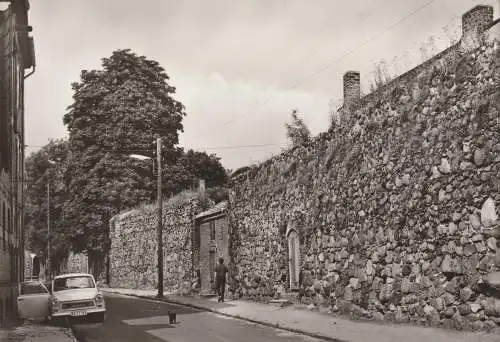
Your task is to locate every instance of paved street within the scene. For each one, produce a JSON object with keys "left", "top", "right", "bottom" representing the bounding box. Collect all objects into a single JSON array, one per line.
[{"left": 70, "top": 293, "right": 326, "bottom": 342}]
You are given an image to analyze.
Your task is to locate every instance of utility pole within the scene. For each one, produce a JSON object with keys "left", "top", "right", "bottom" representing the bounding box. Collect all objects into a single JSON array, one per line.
[
  {"left": 46, "top": 183, "right": 51, "bottom": 282},
  {"left": 156, "top": 137, "right": 163, "bottom": 298}
]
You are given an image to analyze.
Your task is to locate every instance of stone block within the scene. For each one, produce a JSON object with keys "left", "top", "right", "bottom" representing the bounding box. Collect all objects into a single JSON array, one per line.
[{"left": 481, "top": 198, "right": 498, "bottom": 228}]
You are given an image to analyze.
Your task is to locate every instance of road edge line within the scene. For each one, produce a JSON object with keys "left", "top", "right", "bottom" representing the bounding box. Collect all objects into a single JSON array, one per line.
[
  {"left": 103, "top": 290, "right": 346, "bottom": 342},
  {"left": 63, "top": 317, "right": 80, "bottom": 342}
]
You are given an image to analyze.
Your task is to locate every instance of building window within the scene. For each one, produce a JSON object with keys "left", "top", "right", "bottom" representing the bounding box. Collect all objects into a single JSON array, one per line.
[{"left": 209, "top": 221, "right": 215, "bottom": 240}]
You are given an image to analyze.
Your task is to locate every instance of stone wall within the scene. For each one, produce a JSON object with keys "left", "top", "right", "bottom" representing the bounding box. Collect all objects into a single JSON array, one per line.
[
  {"left": 228, "top": 8, "right": 500, "bottom": 331},
  {"left": 60, "top": 252, "right": 88, "bottom": 274},
  {"left": 109, "top": 191, "right": 210, "bottom": 292}
]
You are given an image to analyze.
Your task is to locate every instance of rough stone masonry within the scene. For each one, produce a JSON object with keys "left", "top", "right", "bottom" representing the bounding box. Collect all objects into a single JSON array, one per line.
[
  {"left": 109, "top": 192, "right": 211, "bottom": 292},
  {"left": 228, "top": 5, "right": 500, "bottom": 332}
]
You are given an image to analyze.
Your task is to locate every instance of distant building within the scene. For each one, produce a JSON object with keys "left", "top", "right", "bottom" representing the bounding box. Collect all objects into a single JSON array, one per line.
[
  {"left": 0, "top": 0, "right": 35, "bottom": 325},
  {"left": 23, "top": 250, "right": 40, "bottom": 280},
  {"left": 194, "top": 201, "right": 229, "bottom": 294}
]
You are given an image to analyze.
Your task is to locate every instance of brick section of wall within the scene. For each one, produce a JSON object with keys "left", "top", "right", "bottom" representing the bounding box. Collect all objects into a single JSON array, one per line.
[
  {"left": 343, "top": 71, "right": 360, "bottom": 108},
  {"left": 462, "top": 5, "right": 494, "bottom": 36},
  {"left": 199, "top": 221, "right": 211, "bottom": 292},
  {"left": 461, "top": 5, "right": 495, "bottom": 50},
  {"left": 216, "top": 218, "right": 230, "bottom": 267},
  {"left": 197, "top": 216, "right": 230, "bottom": 293}
]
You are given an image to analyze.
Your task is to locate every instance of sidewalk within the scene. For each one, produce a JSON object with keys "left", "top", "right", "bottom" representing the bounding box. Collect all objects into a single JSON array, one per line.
[
  {"left": 0, "top": 319, "right": 76, "bottom": 342},
  {"left": 103, "top": 288, "right": 500, "bottom": 342}
]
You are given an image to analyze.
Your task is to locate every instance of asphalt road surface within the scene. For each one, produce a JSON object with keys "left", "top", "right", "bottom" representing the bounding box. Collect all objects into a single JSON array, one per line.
[{"left": 70, "top": 293, "right": 326, "bottom": 342}]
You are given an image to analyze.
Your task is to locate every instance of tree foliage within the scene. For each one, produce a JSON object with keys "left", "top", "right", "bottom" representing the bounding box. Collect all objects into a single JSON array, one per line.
[
  {"left": 285, "top": 109, "right": 311, "bottom": 147},
  {"left": 178, "top": 150, "right": 228, "bottom": 188},
  {"left": 60, "top": 49, "right": 227, "bottom": 266},
  {"left": 24, "top": 139, "right": 71, "bottom": 272}
]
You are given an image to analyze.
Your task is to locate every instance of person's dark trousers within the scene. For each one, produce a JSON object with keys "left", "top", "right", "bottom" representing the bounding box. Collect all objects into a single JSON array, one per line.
[{"left": 215, "top": 276, "right": 226, "bottom": 302}]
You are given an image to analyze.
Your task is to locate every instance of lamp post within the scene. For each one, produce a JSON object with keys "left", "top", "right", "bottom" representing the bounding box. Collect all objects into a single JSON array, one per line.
[
  {"left": 129, "top": 137, "right": 163, "bottom": 297},
  {"left": 46, "top": 159, "right": 57, "bottom": 282},
  {"left": 46, "top": 182, "right": 51, "bottom": 281}
]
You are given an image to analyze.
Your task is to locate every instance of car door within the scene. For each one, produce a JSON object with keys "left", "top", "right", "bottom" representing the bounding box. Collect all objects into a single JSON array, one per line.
[
  {"left": 17, "top": 282, "right": 50, "bottom": 319},
  {"left": 44, "top": 281, "right": 53, "bottom": 294}
]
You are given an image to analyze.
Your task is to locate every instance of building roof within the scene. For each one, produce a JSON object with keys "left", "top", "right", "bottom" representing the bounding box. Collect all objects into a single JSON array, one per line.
[{"left": 195, "top": 201, "right": 228, "bottom": 220}]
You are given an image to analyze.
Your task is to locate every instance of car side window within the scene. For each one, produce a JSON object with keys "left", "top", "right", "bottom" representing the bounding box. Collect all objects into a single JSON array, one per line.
[
  {"left": 21, "top": 283, "right": 48, "bottom": 295},
  {"left": 53, "top": 278, "right": 68, "bottom": 292}
]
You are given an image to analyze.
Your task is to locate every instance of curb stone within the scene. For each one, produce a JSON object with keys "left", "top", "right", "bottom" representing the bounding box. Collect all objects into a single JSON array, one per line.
[
  {"left": 104, "top": 290, "right": 346, "bottom": 342},
  {"left": 48, "top": 317, "right": 78, "bottom": 342},
  {"left": 65, "top": 320, "right": 79, "bottom": 342},
  {"left": 50, "top": 318, "right": 79, "bottom": 342}
]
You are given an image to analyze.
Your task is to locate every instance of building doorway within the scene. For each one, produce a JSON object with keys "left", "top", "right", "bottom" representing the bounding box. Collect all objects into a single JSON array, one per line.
[
  {"left": 32, "top": 256, "right": 40, "bottom": 279},
  {"left": 287, "top": 228, "right": 300, "bottom": 291}
]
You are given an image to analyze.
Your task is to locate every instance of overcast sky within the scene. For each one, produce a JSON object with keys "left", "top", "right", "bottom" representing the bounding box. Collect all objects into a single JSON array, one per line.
[{"left": 23, "top": 0, "right": 499, "bottom": 170}]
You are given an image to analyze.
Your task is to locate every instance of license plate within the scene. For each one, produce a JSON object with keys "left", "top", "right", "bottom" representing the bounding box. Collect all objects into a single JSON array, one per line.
[{"left": 71, "top": 310, "right": 87, "bottom": 317}]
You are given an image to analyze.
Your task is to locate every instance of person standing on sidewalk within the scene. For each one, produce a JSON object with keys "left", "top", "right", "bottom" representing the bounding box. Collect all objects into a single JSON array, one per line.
[{"left": 214, "top": 258, "right": 228, "bottom": 302}]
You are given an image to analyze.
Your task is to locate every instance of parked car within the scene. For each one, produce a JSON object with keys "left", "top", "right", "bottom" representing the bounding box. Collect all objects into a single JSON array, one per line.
[
  {"left": 49, "top": 273, "right": 106, "bottom": 322},
  {"left": 17, "top": 281, "right": 51, "bottom": 320},
  {"left": 16, "top": 273, "right": 106, "bottom": 323}
]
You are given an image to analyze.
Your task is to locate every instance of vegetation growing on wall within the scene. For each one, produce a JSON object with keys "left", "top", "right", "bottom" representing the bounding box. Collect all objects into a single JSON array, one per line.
[
  {"left": 228, "top": 24, "right": 500, "bottom": 332},
  {"left": 285, "top": 109, "right": 311, "bottom": 148}
]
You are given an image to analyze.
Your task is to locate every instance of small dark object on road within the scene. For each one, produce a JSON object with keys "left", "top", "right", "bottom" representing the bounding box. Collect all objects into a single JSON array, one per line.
[{"left": 168, "top": 311, "right": 177, "bottom": 324}]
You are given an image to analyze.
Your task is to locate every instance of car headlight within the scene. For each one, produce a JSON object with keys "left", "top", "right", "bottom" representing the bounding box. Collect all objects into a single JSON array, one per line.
[
  {"left": 51, "top": 297, "right": 60, "bottom": 310},
  {"left": 95, "top": 293, "right": 104, "bottom": 303}
]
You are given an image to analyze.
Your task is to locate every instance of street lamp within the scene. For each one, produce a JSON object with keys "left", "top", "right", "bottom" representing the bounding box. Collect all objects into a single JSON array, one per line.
[{"left": 128, "top": 137, "right": 164, "bottom": 297}]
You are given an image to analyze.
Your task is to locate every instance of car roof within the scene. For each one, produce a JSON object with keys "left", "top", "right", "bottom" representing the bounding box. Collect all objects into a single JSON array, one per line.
[{"left": 53, "top": 273, "right": 94, "bottom": 279}]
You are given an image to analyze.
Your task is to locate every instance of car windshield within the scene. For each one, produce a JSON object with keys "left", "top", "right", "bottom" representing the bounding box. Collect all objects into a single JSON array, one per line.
[{"left": 53, "top": 276, "right": 95, "bottom": 292}]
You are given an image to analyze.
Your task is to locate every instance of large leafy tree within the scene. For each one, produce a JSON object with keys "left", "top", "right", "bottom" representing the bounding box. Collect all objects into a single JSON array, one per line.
[
  {"left": 178, "top": 149, "right": 228, "bottom": 188},
  {"left": 62, "top": 49, "right": 186, "bottom": 267},
  {"left": 25, "top": 139, "right": 71, "bottom": 273}
]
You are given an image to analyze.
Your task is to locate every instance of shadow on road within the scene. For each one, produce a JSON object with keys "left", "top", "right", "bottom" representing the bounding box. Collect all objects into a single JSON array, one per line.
[
  {"left": 70, "top": 295, "right": 197, "bottom": 342},
  {"left": 106, "top": 293, "right": 205, "bottom": 318}
]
